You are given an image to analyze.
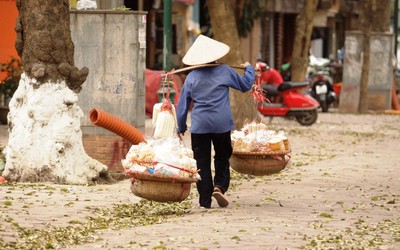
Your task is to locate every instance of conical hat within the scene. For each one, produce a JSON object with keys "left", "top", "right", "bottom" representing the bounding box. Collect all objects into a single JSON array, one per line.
[{"left": 182, "top": 35, "right": 230, "bottom": 66}]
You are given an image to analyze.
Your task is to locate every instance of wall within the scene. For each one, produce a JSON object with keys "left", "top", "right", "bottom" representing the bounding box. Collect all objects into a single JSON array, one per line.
[
  {"left": 70, "top": 10, "right": 147, "bottom": 173},
  {"left": 0, "top": 0, "right": 19, "bottom": 64},
  {"left": 339, "top": 31, "right": 393, "bottom": 112}
]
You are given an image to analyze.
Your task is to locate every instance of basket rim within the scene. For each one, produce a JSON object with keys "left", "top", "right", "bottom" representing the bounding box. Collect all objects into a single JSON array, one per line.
[
  {"left": 126, "top": 170, "right": 198, "bottom": 183},
  {"left": 230, "top": 154, "right": 290, "bottom": 175},
  {"left": 233, "top": 149, "right": 290, "bottom": 156}
]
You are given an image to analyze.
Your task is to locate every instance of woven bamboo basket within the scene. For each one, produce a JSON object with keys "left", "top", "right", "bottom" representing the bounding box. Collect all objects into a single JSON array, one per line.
[
  {"left": 230, "top": 150, "right": 291, "bottom": 176},
  {"left": 126, "top": 171, "right": 197, "bottom": 202}
]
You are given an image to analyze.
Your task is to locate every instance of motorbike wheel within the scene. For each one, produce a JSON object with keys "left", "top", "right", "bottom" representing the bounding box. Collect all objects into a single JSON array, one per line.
[{"left": 295, "top": 110, "right": 318, "bottom": 126}]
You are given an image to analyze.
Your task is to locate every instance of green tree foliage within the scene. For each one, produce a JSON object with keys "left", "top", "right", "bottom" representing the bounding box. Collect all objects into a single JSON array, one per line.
[{"left": 236, "top": 0, "right": 261, "bottom": 38}]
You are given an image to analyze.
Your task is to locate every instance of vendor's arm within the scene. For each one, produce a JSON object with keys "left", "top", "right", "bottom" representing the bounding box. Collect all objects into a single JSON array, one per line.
[
  {"left": 176, "top": 82, "right": 192, "bottom": 134},
  {"left": 229, "top": 62, "right": 255, "bottom": 92}
]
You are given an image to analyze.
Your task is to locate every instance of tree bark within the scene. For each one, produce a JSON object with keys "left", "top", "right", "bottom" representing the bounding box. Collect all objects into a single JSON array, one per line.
[
  {"left": 3, "top": 0, "right": 112, "bottom": 184},
  {"left": 370, "top": 0, "right": 391, "bottom": 33},
  {"left": 291, "top": 0, "right": 319, "bottom": 82},
  {"left": 358, "top": 0, "right": 372, "bottom": 113},
  {"left": 15, "top": 0, "right": 88, "bottom": 92},
  {"left": 206, "top": 0, "right": 259, "bottom": 129}
]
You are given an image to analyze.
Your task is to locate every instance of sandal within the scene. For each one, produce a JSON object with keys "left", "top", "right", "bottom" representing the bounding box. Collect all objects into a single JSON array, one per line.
[{"left": 212, "top": 187, "right": 229, "bottom": 207}]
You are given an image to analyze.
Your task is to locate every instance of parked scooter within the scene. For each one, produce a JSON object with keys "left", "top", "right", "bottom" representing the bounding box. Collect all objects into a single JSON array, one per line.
[
  {"left": 255, "top": 81, "right": 320, "bottom": 126},
  {"left": 308, "top": 55, "right": 336, "bottom": 112}
]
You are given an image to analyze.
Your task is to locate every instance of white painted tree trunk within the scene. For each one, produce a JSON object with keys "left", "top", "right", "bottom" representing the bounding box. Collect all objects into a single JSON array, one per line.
[{"left": 2, "top": 73, "right": 109, "bottom": 184}]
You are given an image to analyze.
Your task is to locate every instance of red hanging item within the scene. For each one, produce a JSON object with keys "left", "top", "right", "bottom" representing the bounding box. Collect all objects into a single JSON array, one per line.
[{"left": 250, "top": 75, "right": 270, "bottom": 104}]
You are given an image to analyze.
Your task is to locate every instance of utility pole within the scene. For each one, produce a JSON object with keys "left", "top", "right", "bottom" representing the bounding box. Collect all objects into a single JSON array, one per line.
[
  {"left": 395, "top": 0, "right": 399, "bottom": 59},
  {"left": 163, "top": 0, "right": 172, "bottom": 71},
  {"left": 157, "top": 0, "right": 175, "bottom": 104}
]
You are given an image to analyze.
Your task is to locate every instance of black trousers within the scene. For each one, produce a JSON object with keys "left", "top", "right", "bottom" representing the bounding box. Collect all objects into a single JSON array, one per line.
[{"left": 191, "top": 131, "right": 233, "bottom": 208}]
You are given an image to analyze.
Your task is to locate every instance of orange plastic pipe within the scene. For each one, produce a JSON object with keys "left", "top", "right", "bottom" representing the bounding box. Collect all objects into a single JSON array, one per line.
[
  {"left": 391, "top": 81, "right": 400, "bottom": 110},
  {"left": 89, "top": 108, "right": 145, "bottom": 145}
]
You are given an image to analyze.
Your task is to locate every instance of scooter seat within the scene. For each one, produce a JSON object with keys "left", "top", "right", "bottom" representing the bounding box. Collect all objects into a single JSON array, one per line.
[
  {"left": 262, "top": 84, "right": 279, "bottom": 96},
  {"left": 278, "top": 81, "right": 309, "bottom": 92}
]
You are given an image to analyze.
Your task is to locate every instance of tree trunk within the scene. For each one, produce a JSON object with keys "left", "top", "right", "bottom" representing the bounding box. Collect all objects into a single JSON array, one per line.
[
  {"left": 206, "top": 0, "right": 259, "bottom": 129},
  {"left": 358, "top": 0, "right": 391, "bottom": 113},
  {"left": 3, "top": 0, "right": 112, "bottom": 184},
  {"left": 291, "top": 0, "right": 319, "bottom": 82},
  {"left": 358, "top": 0, "right": 372, "bottom": 113},
  {"left": 370, "top": 0, "right": 391, "bottom": 33},
  {"left": 15, "top": 0, "right": 89, "bottom": 91}
]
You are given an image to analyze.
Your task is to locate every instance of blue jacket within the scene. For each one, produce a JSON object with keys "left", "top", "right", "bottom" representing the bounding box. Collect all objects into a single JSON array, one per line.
[{"left": 176, "top": 64, "right": 255, "bottom": 134}]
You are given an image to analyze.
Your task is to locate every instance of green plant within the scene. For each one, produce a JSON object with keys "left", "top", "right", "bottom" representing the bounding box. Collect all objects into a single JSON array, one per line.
[
  {"left": 0, "top": 57, "right": 23, "bottom": 100},
  {"left": 112, "top": 5, "right": 131, "bottom": 11}
]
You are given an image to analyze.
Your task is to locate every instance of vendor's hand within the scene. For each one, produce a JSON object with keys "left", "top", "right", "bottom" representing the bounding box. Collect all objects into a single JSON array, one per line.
[
  {"left": 241, "top": 62, "right": 251, "bottom": 68},
  {"left": 176, "top": 128, "right": 185, "bottom": 139},
  {"left": 177, "top": 133, "right": 185, "bottom": 141}
]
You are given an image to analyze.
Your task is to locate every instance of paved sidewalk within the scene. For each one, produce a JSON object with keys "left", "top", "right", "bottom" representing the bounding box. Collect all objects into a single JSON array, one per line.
[{"left": 1, "top": 112, "right": 400, "bottom": 249}]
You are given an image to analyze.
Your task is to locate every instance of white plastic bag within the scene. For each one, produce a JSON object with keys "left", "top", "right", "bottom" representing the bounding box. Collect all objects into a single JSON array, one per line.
[{"left": 76, "top": 0, "right": 97, "bottom": 10}]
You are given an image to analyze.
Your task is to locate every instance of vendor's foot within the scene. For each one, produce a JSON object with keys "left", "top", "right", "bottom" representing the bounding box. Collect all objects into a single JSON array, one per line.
[
  {"left": 212, "top": 187, "right": 229, "bottom": 207},
  {"left": 189, "top": 204, "right": 210, "bottom": 213},
  {"left": 192, "top": 204, "right": 210, "bottom": 209}
]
